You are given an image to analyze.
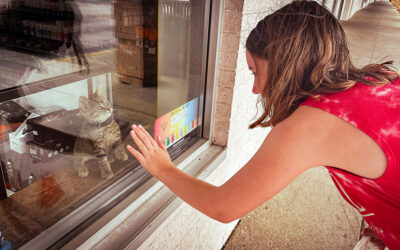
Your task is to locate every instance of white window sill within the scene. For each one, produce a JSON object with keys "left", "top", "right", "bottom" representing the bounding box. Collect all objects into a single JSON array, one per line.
[{"left": 59, "top": 139, "right": 226, "bottom": 250}]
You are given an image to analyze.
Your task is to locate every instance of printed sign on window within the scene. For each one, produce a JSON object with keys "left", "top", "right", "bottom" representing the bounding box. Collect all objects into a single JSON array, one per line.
[{"left": 154, "top": 98, "right": 200, "bottom": 148}]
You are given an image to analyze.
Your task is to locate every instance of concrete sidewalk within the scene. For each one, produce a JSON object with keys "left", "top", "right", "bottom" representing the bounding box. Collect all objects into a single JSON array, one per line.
[{"left": 222, "top": 1, "right": 400, "bottom": 249}]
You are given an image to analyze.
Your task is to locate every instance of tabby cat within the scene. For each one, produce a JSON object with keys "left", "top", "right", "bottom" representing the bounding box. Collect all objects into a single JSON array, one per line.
[{"left": 74, "top": 87, "right": 128, "bottom": 179}]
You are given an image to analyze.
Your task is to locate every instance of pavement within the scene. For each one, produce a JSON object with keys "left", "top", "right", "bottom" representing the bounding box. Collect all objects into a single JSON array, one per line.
[{"left": 222, "top": 1, "right": 400, "bottom": 249}]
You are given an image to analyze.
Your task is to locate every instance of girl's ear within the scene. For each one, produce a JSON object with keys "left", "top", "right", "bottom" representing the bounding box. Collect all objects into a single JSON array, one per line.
[{"left": 79, "top": 96, "right": 90, "bottom": 112}]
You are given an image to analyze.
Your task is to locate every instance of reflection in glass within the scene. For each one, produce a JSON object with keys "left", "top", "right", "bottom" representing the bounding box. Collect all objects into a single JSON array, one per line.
[{"left": 0, "top": 0, "right": 207, "bottom": 248}]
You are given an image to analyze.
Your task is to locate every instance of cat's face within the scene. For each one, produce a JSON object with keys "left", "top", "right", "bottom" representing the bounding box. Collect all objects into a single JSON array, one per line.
[{"left": 79, "top": 90, "right": 112, "bottom": 124}]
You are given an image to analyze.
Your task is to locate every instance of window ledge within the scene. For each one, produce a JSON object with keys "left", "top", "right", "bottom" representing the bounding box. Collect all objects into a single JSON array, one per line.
[{"left": 60, "top": 140, "right": 226, "bottom": 250}]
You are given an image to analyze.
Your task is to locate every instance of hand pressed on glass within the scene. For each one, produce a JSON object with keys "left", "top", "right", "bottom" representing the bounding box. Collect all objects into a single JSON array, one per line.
[{"left": 126, "top": 124, "right": 174, "bottom": 177}]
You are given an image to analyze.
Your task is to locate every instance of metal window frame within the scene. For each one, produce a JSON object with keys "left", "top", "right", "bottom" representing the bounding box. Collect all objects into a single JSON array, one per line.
[
  {"left": 332, "top": 0, "right": 339, "bottom": 16},
  {"left": 338, "top": 0, "right": 346, "bottom": 20},
  {"left": 19, "top": 0, "right": 224, "bottom": 249}
]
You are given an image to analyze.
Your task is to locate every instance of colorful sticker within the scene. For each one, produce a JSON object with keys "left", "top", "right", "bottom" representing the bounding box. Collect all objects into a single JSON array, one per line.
[{"left": 154, "top": 98, "right": 200, "bottom": 149}]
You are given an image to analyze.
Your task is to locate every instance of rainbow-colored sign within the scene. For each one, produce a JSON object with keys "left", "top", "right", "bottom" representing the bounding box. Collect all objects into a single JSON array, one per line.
[{"left": 154, "top": 98, "right": 200, "bottom": 148}]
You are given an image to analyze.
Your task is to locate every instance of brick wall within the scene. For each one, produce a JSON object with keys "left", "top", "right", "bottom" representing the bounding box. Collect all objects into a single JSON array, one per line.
[
  {"left": 137, "top": 1, "right": 292, "bottom": 249},
  {"left": 134, "top": 0, "right": 380, "bottom": 248}
]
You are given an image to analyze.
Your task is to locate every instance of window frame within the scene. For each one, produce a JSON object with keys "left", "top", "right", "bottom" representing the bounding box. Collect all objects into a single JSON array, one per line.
[{"left": 18, "top": 0, "right": 224, "bottom": 248}]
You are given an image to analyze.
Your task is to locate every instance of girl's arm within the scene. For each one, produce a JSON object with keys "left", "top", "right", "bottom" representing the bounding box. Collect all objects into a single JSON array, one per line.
[
  {"left": 127, "top": 125, "right": 225, "bottom": 221},
  {"left": 126, "top": 105, "right": 364, "bottom": 223}
]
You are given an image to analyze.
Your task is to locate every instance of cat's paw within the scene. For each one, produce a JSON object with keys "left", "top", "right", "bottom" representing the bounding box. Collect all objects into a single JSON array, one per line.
[
  {"left": 115, "top": 147, "right": 128, "bottom": 161},
  {"left": 100, "top": 164, "right": 113, "bottom": 179},
  {"left": 120, "top": 151, "right": 128, "bottom": 161},
  {"left": 77, "top": 166, "right": 89, "bottom": 178}
]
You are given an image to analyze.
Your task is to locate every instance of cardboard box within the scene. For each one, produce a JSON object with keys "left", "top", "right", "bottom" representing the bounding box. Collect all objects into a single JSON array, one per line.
[
  {"left": 115, "top": 31, "right": 137, "bottom": 40},
  {"left": 116, "top": 39, "right": 145, "bottom": 78},
  {"left": 119, "top": 75, "right": 144, "bottom": 87}
]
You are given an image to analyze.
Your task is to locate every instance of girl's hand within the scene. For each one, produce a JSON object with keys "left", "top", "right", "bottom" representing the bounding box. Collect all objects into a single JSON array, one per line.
[{"left": 126, "top": 124, "right": 174, "bottom": 177}]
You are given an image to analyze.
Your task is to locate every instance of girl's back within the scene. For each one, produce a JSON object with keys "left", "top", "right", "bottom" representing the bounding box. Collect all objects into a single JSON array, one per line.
[{"left": 300, "top": 77, "right": 400, "bottom": 248}]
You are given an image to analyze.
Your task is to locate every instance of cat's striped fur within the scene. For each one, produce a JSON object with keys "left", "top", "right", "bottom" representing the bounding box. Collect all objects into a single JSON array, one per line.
[{"left": 74, "top": 87, "right": 128, "bottom": 179}]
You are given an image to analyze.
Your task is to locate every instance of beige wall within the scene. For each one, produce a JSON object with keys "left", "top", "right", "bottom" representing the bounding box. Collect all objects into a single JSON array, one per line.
[
  {"left": 137, "top": 0, "right": 287, "bottom": 249},
  {"left": 341, "top": 0, "right": 376, "bottom": 20},
  {"left": 136, "top": 0, "right": 375, "bottom": 249}
]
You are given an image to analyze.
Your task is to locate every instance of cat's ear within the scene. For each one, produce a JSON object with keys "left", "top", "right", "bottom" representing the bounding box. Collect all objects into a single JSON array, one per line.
[
  {"left": 94, "top": 86, "right": 103, "bottom": 97},
  {"left": 79, "top": 96, "right": 90, "bottom": 112}
]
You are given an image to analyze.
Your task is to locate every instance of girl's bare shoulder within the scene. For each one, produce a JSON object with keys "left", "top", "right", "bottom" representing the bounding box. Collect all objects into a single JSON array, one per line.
[{"left": 277, "top": 105, "right": 387, "bottom": 179}]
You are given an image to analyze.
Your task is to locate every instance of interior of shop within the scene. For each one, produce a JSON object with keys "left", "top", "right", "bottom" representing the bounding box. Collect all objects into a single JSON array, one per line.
[{"left": 0, "top": 0, "right": 206, "bottom": 248}]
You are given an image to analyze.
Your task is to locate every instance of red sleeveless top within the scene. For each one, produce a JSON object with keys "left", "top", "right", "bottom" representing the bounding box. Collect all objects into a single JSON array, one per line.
[{"left": 299, "top": 77, "right": 400, "bottom": 249}]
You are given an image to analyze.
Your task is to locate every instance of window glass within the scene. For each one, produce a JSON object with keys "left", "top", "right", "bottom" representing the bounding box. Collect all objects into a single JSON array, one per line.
[
  {"left": 324, "top": 0, "right": 338, "bottom": 16},
  {"left": 0, "top": 0, "right": 207, "bottom": 247}
]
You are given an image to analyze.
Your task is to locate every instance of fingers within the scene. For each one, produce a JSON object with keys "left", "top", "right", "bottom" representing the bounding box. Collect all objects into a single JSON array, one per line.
[
  {"left": 132, "top": 124, "right": 154, "bottom": 151},
  {"left": 131, "top": 124, "right": 166, "bottom": 155},
  {"left": 130, "top": 129, "right": 149, "bottom": 155},
  {"left": 137, "top": 124, "right": 157, "bottom": 147},
  {"left": 126, "top": 144, "right": 145, "bottom": 164},
  {"left": 157, "top": 135, "right": 167, "bottom": 152}
]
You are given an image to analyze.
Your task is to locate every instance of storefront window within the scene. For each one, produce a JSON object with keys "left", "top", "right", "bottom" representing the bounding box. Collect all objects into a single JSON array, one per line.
[{"left": 0, "top": 0, "right": 209, "bottom": 248}]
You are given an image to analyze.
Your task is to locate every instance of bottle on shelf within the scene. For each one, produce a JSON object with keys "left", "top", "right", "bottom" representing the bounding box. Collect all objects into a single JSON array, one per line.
[
  {"left": 5, "top": 160, "right": 21, "bottom": 192},
  {"left": 28, "top": 173, "right": 36, "bottom": 185}
]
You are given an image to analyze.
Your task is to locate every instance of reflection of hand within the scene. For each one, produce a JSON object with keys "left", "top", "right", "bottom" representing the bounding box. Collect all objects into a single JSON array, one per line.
[
  {"left": 361, "top": 226, "right": 386, "bottom": 250},
  {"left": 126, "top": 124, "right": 174, "bottom": 178}
]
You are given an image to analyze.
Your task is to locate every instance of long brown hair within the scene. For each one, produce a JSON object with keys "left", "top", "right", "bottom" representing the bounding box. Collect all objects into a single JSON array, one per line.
[{"left": 246, "top": 0, "right": 398, "bottom": 128}]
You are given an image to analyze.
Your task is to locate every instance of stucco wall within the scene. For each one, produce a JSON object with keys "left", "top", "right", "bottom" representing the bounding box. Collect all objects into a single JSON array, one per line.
[
  {"left": 137, "top": 0, "right": 291, "bottom": 249},
  {"left": 136, "top": 0, "right": 376, "bottom": 249},
  {"left": 341, "top": 0, "right": 376, "bottom": 20}
]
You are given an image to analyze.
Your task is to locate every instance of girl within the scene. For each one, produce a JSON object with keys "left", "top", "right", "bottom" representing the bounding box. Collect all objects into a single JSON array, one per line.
[{"left": 126, "top": 1, "right": 399, "bottom": 249}]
